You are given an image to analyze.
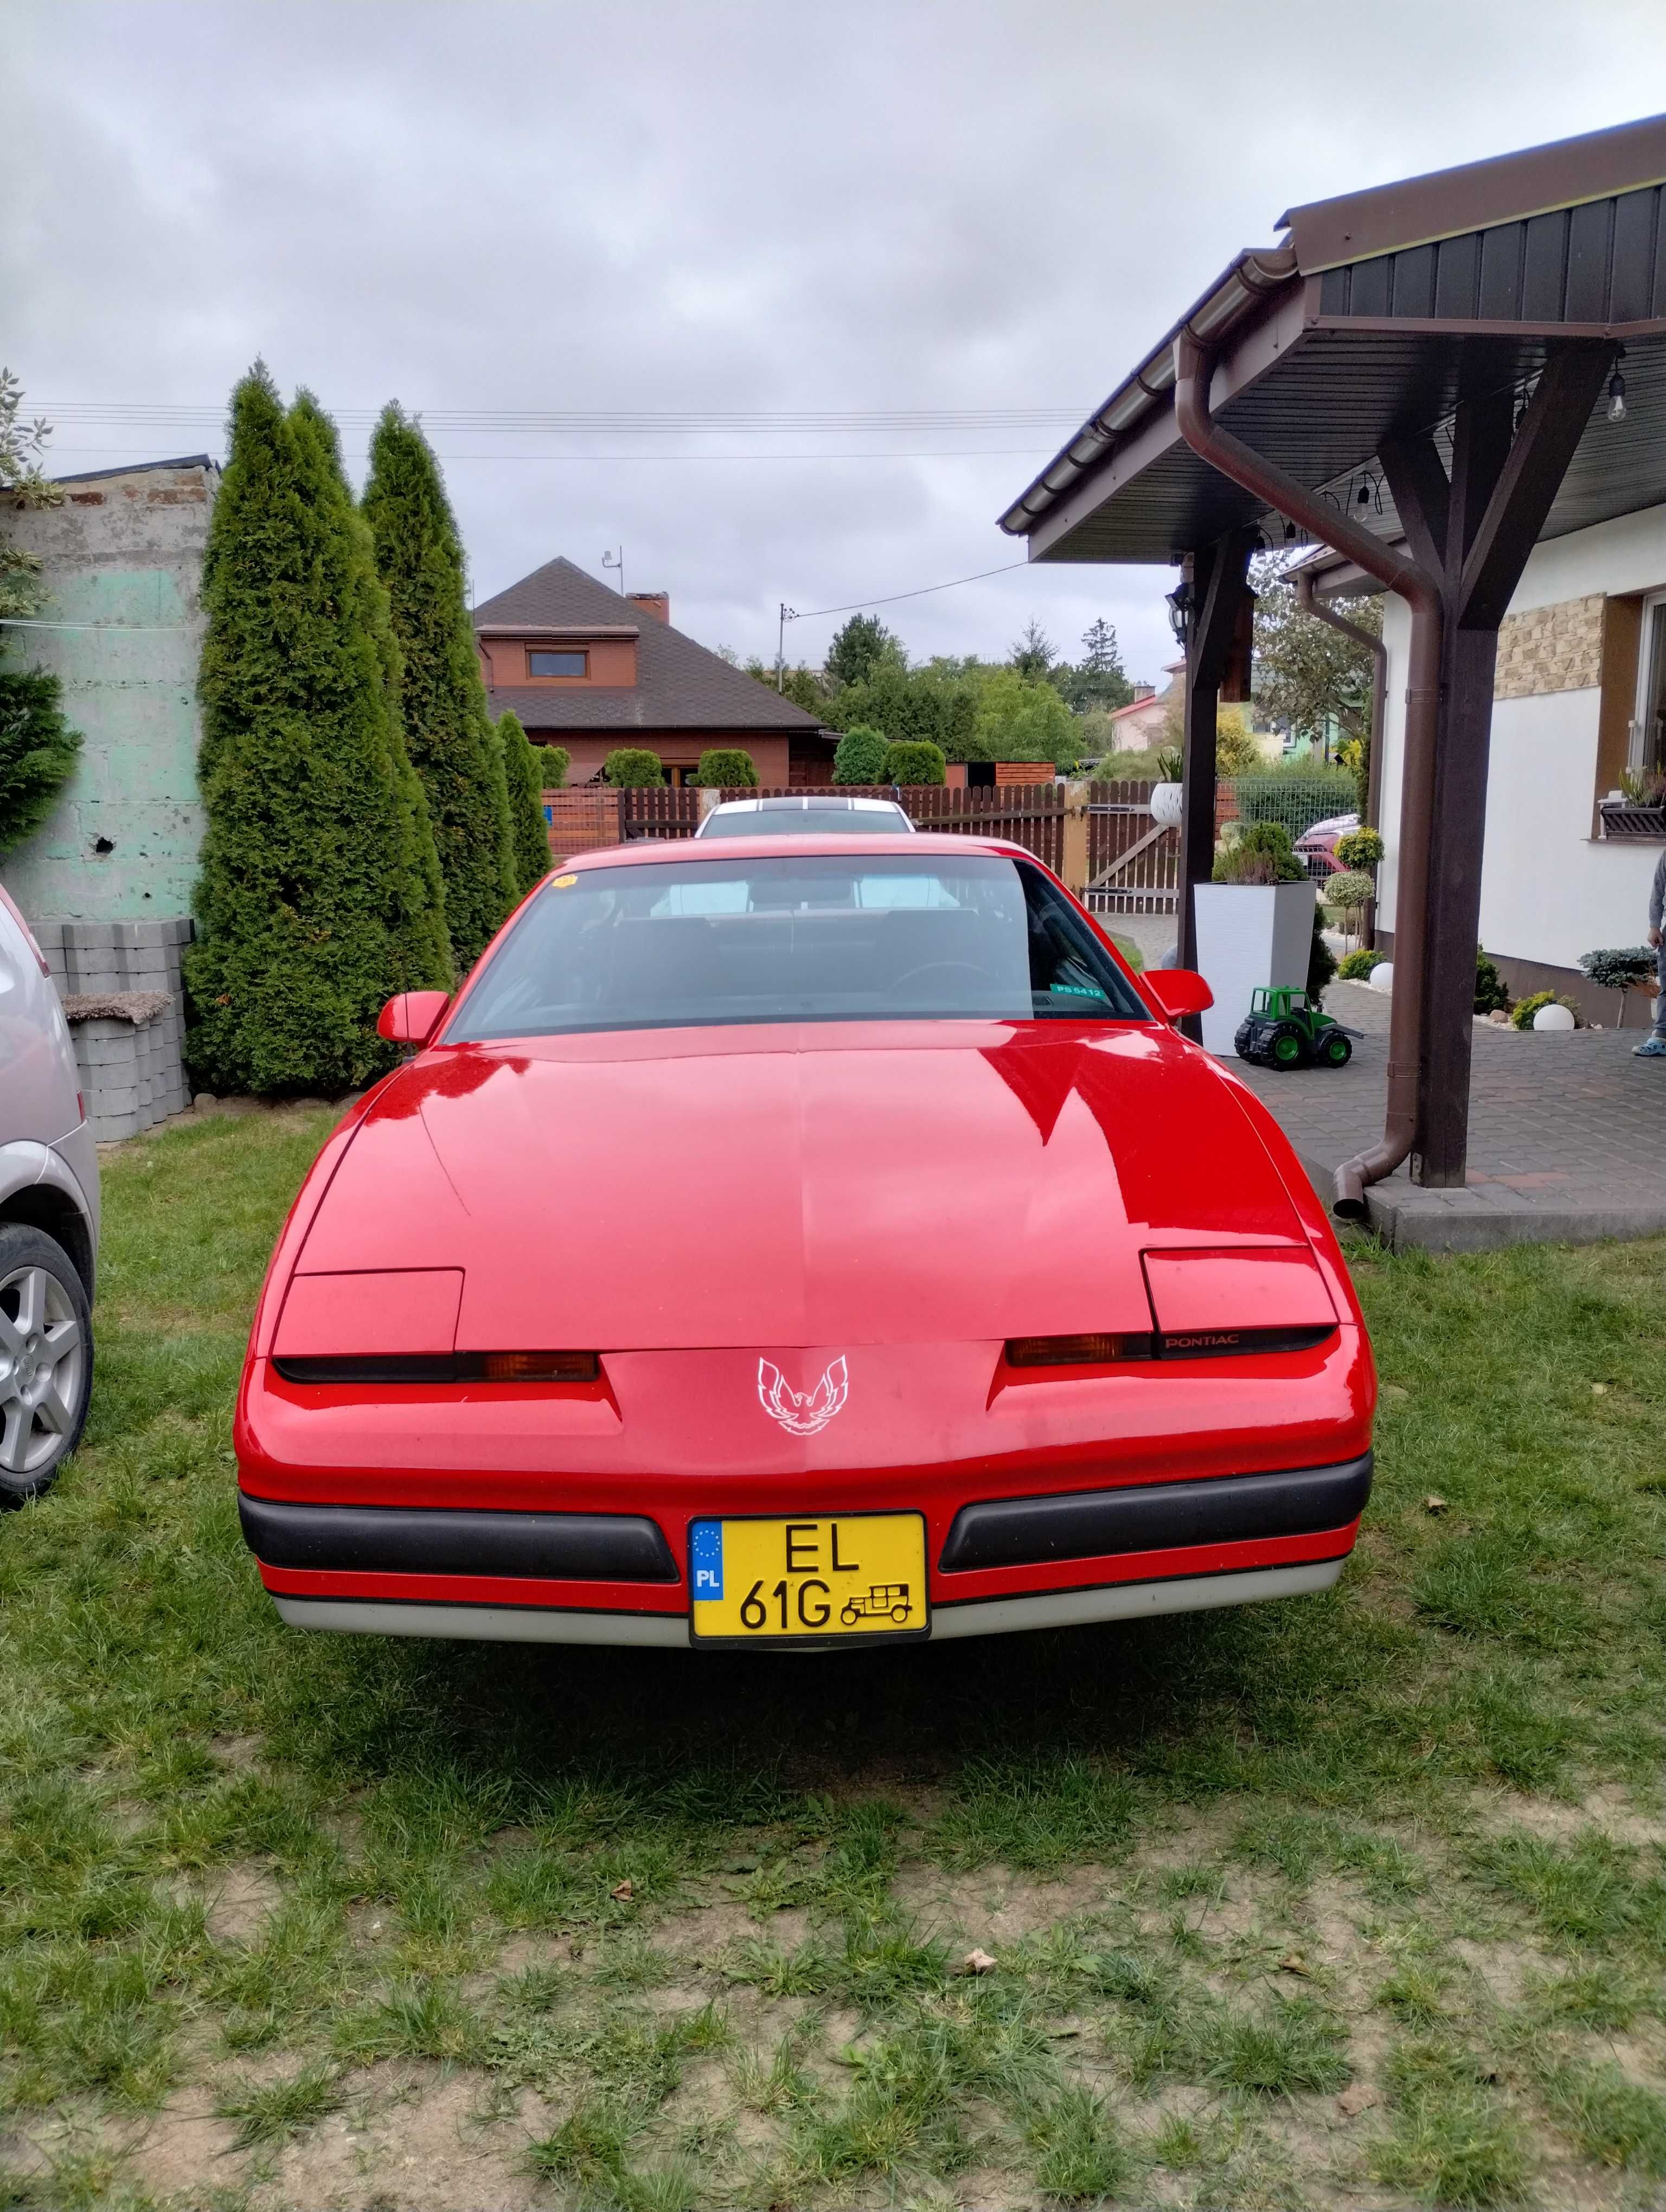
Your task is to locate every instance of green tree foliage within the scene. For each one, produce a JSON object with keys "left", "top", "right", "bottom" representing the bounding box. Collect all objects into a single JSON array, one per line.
[
  {"left": 693, "top": 747, "right": 758, "bottom": 787},
  {"left": 828, "top": 659, "right": 979, "bottom": 761},
  {"left": 1335, "top": 826, "right": 1385, "bottom": 871},
  {"left": 1054, "top": 617, "right": 1136, "bottom": 714},
  {"left": 1161, "top": 695, "right": 1260, "bottom": 774},
  {"left": 537, "top": 741, "right": 570, "bottom": 788},
  {"left": 742, "top": 658, "right": 827, "bottom": 715},
  {"left": 0, "top": 368, "right": 61, "bottom": 623},
  {"left": 1252, "top": 554, "right": 1381, "bottom": 753},
  {"left": 1009, "top": 616, "right": 1056, "bottom": 681},
  {"left": 973, "top": 667, "right": 1077, "bottom": 767},
  {"left": 880, "top": 739, "right": 945, "bottom": 786},
  {"left": 1475, "top": 947, "right": 1510, "bottom": 1014},
  {"left": 497, "top": 711, "right": 552, "bottom": 898},
  {"left": 0, "top": 666, "right": 81, "bottom": 857},
  {"left": 185, "top": 367, "right": 451, "bottom": 1096},
  {"left": 603, "top": 748, "right": 665, "bottom": 787},
  {"left": 1309, "top": 905, "right": 1337, "bottom": 996},
  {"left": 363, "top": 404, "right": 516, "bottom": 965},
  {"left": 824, "top": 613, "right": 901, "bottom": 690},
  {"left": 1212, "top": 820, "right": 1305, "bottom": 884},
  {"left": 832, "top": 724, "right": 889, "bottom": 784}
]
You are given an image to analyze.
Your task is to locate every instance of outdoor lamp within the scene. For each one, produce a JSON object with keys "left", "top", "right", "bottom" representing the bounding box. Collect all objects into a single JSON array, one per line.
[
  {"left": 1165, "top": 581, "right": 1193, "bottom": 642},
  {"left": 1608, "top": 368, "right": 1627, "bottom": 423}
]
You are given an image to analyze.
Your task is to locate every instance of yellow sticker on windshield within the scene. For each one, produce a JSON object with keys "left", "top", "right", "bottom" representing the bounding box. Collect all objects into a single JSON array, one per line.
[{"left": 550, "top": 873, "right": 578, "bottom": 888}]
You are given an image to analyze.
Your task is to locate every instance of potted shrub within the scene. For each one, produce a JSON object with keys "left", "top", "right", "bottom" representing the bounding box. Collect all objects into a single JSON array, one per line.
[
  {"left": 1193, "top": 822, "right": 1316, "bottom": 1054},
  {"left": 1325, "top": 870, "right": 1375, "bottom": 954},
  {"left": 1149, "top": 744, "right": 1184, "bottom": 825},
  {"left": 1598, "top": 767, "right": 1666, "bottom": 838}
]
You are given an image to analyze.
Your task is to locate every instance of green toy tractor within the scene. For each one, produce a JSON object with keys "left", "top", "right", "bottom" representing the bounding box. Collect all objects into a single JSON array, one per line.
[{"left": 1234, "top": 986, "right": 1358, "bottom": 1071}]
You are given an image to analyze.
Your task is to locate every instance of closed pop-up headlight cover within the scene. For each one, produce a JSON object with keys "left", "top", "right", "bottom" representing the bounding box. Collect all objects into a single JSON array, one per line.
[
  {"left": 1142, "top": 1247, "right": 1338, "bottom": 1347},
  {"left": 273, "top": 1269, "right": 464, "bottom": 1359}
]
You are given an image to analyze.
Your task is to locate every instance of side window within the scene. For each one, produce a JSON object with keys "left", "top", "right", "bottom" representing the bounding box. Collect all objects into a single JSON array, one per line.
[{"left": 1017, "top": 865, "right": 1149, "bottom": 1018}]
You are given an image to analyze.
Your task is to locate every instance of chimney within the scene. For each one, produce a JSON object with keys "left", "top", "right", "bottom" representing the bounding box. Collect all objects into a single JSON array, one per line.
[
  {"left": 627, "top": 591, "right": 670, "bottom": 624},
  {"left": 1132, "top": 683, "right": 1155, "bottom": 702}
]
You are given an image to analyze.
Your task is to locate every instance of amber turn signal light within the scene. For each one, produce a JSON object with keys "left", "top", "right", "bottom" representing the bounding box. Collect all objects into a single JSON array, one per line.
[
  {"left": 1005, "top": 1332, "right": 1155, "bottom": 1367},
  {"left": 477, "top": 1351, "right": 599, "bottom": 1382}
]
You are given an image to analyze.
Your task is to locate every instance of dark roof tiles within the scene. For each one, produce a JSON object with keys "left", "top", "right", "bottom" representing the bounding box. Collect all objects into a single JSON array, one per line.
[{"left": 472, "top": 556, "right": 824, "bottom": 734}]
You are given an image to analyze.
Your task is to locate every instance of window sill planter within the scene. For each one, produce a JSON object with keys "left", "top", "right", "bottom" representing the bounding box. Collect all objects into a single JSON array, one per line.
[
  {"left": 1598, "top": 801, "right": 1666, "bottom": 839},
  {"left": 1193, "top": 880, "right": 1315, "bottom": 1056}
]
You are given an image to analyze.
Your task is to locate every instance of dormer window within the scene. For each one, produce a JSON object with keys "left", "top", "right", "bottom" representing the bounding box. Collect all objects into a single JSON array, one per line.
[{"left": 528, "top": 648, "right": 588, "bottom": 678}]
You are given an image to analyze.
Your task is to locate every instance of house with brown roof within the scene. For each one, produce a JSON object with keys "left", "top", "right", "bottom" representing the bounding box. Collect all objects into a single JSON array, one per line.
[{"left": 472, "top": 556, "right": 833, "bottom": 785}]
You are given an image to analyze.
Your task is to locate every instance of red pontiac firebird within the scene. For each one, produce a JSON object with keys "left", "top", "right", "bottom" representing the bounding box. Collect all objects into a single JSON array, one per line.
[{"left": 236, "top": 834, "right": 1374, "bottom": 1652}]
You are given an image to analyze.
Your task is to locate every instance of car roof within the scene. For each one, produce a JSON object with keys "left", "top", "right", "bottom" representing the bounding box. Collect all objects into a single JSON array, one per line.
[
  {"left": 706, "top": 795, "right": 907, "bottom": 813},
  {"left": 556, "top": 831, "right": 1030, "bottom": 870}
]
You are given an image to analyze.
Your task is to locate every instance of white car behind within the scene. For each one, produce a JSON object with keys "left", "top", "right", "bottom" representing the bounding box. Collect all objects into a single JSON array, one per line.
[{"left": 0, "top": 883, "right": 98, "bottom": 1502}]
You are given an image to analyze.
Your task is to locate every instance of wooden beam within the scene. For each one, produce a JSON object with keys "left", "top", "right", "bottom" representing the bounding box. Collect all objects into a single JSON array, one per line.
[
  {"left": 1177, "top": 529, "right": 1256, "bottom": 1036},
  {"left": 1457, "top": 343, "right": 1615, "bottom": 629},
  {"left": 1377, "top": 432, "right": 1450, "bottom": 578}
]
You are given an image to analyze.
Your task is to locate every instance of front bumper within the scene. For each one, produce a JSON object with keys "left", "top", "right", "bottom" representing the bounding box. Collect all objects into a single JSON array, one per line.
[{"left": 240, "top": 1453, "right": 1370, "bottom": 1647}]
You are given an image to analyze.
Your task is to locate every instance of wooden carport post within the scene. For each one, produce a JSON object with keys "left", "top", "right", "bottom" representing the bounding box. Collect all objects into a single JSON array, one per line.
[
  {"left": 1177, "top": 527, "right": 1258, "bottom": 1039},
  {"left": 1379, "top": 341, "right": 1613, "bottom": 1185}
]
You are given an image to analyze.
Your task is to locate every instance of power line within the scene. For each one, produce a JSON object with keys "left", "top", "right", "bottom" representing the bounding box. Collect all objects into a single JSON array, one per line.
[
  {"left": 37, "top": 401, "right": 1090, "bottom": 435},
  {"left": 784, "top": 560, "right": 1031, "bottom": 623}
]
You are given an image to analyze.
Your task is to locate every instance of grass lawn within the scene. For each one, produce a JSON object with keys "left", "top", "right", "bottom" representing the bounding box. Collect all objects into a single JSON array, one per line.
[{"left": 2, "top": 1107, "right": 1664, "bottom": 2211}]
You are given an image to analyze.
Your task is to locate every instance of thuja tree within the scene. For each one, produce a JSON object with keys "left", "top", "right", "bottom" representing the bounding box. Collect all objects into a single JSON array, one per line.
[
  {"left": 0, "top": 665, "right": 81, "bottom": 857},
  {"left": 186, "top": 368, "right": 451, "bottom": 1095},
  {"left": 363, "top": 404, "right": 516, "bottom": 964},
  {"left": 498, "top": 710, "right": 552, "bottom": 896}
]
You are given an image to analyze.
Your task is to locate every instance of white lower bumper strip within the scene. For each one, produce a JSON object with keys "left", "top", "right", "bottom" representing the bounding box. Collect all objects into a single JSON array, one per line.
[
  {"left": 273, "top": 1558, "right": 1342, "bottom": 1648},
  {"left": 927, "top": 1558, "right": 1344, "bottom": 1640}
]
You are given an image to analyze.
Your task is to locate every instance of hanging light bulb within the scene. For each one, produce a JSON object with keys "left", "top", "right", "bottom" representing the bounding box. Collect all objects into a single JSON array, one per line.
[
  {"left": 1283, "top": 520, "right": 1298, "bottom": 542},
  {"left": 1607, "top": 368, "right": 1627, "bottom": 423},
  {"left": 1356, "top": 480, "right": 1371, "bottom": 506}
]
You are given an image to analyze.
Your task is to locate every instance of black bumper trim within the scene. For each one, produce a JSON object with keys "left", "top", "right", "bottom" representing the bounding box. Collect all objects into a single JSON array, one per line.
[
  {"left": 937, "top": 1453, "right": 1373, "bottom": 1574},
  {"left": 238, "top": 1494, "right": 680, "bottom": 1584}
]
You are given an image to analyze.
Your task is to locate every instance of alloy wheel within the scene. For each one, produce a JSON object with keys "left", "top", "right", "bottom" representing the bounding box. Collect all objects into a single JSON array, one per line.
[{"left": 0, "top": 1264, "right": 86, "bottom": 1477}]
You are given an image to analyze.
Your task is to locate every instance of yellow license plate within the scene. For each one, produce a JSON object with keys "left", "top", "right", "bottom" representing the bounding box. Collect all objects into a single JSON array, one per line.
[{"left": 689, "top": 1513, "right": 928, "bottom": 1644}]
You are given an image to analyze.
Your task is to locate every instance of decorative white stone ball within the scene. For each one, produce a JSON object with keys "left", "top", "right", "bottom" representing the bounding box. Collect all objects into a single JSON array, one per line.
[
  {"left": 1533, "top": 1001, "right": 1575, "bottom": 1032},
  {"left": 1149, "top": 781, "right": 1184, "bottom": 826},
  {"left": 1369, "top": 961, "right": 1393, "bottom": 992}
]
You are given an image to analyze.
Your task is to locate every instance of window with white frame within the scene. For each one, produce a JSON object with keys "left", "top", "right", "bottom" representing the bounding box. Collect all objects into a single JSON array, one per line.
[{"left": 1631, "top": 590, "right": 1666, "bottom": 774}]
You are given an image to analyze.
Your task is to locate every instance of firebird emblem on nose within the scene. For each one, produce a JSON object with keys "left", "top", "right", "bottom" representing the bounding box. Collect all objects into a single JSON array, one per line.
[{"left": 758, "top": 1356, "right": 848, "bottom": 1436}]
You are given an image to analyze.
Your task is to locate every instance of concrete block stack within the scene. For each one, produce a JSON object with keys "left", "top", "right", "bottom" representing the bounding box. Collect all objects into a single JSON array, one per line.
[{"left": 33, "top": 919, "right": 193, "bottom": 1141}]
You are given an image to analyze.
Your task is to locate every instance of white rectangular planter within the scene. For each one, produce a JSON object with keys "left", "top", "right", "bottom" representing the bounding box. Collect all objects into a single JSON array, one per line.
[{"left": 1193, "top": 881, "right": 1315, "bottom": 1054}]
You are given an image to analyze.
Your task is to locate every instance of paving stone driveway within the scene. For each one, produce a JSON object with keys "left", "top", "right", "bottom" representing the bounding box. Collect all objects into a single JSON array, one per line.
[{"left": 1223, "top": 981, "right": 1666, "bottom": 1250}]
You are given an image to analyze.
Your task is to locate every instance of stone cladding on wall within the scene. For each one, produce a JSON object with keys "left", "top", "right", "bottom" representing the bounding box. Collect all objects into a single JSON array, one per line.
[{"left": 1493, "top": 593, "right": 1605, "bottom": 700}]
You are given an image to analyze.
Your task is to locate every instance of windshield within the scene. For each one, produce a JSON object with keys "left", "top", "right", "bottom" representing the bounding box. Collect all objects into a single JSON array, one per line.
[
  {"left": 699, "top": 806, "right": 912, "bottom": 837},
  {"left": 447, "top": 853, "right": 1151, "bottom": 1039}
]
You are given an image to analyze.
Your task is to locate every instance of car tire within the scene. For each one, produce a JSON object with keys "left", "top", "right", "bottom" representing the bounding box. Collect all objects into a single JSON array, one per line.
[{"left": 0, "top": 1223, "right": 94, "bottom": 1508}]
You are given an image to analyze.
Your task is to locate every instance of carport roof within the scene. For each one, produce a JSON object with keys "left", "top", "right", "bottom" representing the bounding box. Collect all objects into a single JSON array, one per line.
[{"left": 999, "top": 114, "right": 1666, "bottom": 566}]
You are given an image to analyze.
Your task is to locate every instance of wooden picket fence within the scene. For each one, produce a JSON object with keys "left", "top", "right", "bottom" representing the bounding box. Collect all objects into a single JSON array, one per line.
[{"left": 541, "top": 779, "right": 1190, "bottom": 911}]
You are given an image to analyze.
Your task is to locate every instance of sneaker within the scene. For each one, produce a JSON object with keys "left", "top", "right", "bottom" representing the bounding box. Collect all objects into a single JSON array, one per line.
[{"left": 1632, "top": 1036, "right": 1666, "bottom": 1057}]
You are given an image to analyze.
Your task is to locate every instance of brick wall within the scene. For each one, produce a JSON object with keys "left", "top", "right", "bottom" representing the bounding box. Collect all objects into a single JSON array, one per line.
[{"left": 1494, "top": 593, "right": 1605, "bottom": 699}]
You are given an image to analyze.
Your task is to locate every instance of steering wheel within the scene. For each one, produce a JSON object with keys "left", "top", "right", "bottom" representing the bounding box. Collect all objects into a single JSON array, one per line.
[{"left": 887, "top": 961, "right": 989, "bottom": 995}]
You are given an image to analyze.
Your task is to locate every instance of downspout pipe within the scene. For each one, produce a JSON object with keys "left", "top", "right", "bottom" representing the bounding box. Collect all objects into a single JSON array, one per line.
[{"left": 1171, "top": 331, "right": 1443, "bottom": 1222}]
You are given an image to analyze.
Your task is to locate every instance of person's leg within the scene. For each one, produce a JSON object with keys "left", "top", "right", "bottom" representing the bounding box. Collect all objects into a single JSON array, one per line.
[{"left": 1633, "top": 943, "right": 1666, "bottom": 1053}]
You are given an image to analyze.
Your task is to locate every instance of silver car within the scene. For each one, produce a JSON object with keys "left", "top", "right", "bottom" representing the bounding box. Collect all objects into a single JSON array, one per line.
[
  {"left": 0, "top": 883, "right": 97, "bottom": 1503},
  {"left": 695, "top": 794, "right": 917, "bottom": 838}
]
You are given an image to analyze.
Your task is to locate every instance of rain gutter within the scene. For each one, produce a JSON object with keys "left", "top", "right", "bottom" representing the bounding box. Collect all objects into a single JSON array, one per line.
[
  {"left": 1170, "top": 331, "right": 1443, "bottom": 1223},
  {"left": 997, "top": 246, "right": 1299, "bottom": 536}
]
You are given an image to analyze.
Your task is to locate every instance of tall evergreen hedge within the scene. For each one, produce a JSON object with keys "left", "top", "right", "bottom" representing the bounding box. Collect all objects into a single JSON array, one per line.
[
  {"left": 0, "top": 665, "right": 81, "bottom": 857},
  {"left": 363, "top": 405, "right": 516, "bottom": 965},
  {"left": 498, "top": 711, "right": 552, "bottom": 897},
  {"left": 185, "top": 368, "right": 451, "bottom": 1096}
]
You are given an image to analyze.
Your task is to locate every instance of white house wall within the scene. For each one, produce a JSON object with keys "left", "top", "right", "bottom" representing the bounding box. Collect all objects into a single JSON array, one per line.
[{"left": 1374, "top": 503, "right": 1666, "bottom": 975}]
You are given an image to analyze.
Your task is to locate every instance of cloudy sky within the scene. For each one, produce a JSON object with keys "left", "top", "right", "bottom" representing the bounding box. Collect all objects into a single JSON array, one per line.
[{"left": 9, "top": 1, "right": 1664, "bottom": 684}]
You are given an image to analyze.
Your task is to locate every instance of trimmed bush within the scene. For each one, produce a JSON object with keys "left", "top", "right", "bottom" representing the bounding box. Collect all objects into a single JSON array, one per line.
[
  {"left": 1327, "top": 869, "right": 1375, "bottom": 911},
  {"left": 832, "top": 725, "right": 889, "bottom": 785},
  {"left": 0, "top": 664, "right": 81, "bottom": 857},
  {"left": 363, "top": 404, "right": 516, "bottom": 966},
  {"left": 602, "top": 748, "right": 664, "bottom": 788},
  {"left": 1475, "top": 947, "right": 1510, "bottom": 1015},
  {"left": 1512, "top": 989, "right": 1580, "bottom": 1030},
  {"left": 1337, "top": 947, "right": 1383, "bottom": 981},
  {"left": 498, "top": 711, "right": 552, "bottom": 897},
  {"left": 1213, "top": 820, "right": 1305, "bottom": 884},
  {"left": 186, "top": 369, "right": 451, "bottom": 1096},
  {"left": 880, "top": 739, "right": 946, "bottom": 786},
  {"left": 693, "top": 747, "right": 758, "bottom": 788},
  {"left": 1334, "top": 825, "right": 1385, "bottom": 871}
]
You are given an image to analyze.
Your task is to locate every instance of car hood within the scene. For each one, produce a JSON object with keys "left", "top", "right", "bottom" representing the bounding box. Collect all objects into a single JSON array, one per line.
[{"left": 292, "top": 1023, "right": 1310, "bottom": 1351}]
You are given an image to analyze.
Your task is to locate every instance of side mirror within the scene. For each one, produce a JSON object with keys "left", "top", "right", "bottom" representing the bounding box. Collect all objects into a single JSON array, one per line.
[
  {"left": 377, "top": 990, "right": 452, "bottom": 1046},
  {"left": 1143, "top": 968, "right": 1213, "bottom": 1023}
]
